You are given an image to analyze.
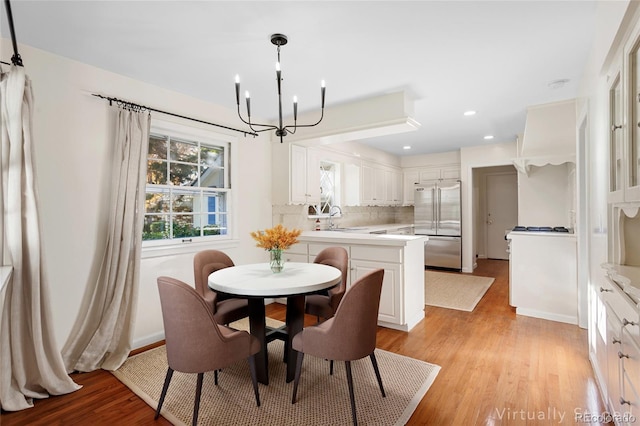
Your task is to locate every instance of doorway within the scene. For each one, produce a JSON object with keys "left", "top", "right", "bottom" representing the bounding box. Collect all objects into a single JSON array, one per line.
[{"left": 473, "top": 166, "right": 518, "bottom": 261}]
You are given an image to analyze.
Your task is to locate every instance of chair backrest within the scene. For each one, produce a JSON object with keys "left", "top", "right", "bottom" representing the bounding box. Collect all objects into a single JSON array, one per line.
[
  {"left": 157, "top": 276, "right": 231, "bottom": 373},
  {"left": 193, "top": 249, "right": 235, "bottom": 299},
  {"left": 329, "top": 268, "right": 384, "bottom": 360},
  {"left": 313, "top": 246, "right": 349, "bottom": 296}
]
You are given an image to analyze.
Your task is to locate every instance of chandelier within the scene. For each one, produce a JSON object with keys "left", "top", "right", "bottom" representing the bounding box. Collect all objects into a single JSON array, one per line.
[{"left": 235, "top": 33, "right": 326, "bottom": 143}]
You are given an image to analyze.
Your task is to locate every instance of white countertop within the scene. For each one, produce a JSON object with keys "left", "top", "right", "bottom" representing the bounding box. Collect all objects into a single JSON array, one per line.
[
  {"left": 602, "top": 263, "right": 640, "bottom": 305},
  {"left": 299, "top": 230, "right": 427, "bottom": 246},
  {"left": 507, "top": 231, "right": 576, "bottom": 239}
]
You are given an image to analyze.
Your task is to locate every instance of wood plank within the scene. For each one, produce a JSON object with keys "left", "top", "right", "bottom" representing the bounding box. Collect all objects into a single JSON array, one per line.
[{"left": 0, "top": 260, "right": 610, "bottom": 425}]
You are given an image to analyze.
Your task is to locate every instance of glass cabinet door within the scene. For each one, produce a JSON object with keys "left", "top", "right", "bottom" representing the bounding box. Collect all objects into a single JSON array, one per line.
[
  {"left": 610, "top": 73, "right": 624, "bottom": 194},
  {"left": 631, "top": 39, "right": 640, "bottom": 192}
]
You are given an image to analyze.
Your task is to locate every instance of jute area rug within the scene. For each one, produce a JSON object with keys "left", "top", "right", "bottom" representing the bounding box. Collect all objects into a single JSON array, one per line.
[
  {"left": 425, "top": 270, "right": 495, "bottom": 312},
  {"left": 112, "top": 318, "right": 440, "bottom": 426}
]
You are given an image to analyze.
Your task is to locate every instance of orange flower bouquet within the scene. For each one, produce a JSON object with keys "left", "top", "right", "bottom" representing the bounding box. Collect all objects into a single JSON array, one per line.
[{"left": 251, "top": 224, "right": 302, "bottom": 272}]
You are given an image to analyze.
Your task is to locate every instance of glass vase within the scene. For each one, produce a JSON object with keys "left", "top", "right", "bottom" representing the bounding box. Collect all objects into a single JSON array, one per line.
[{"left": 269, "top": 248, "right": 285, "bottom": 273}]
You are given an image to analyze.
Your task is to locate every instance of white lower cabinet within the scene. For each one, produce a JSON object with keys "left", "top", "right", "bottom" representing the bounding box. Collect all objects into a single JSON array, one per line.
[
  {"left": 351, "top": 259, "right": 400, "bottom": 324},
  {"left": 591, "top": 268, "right": 640, "bottom": 425},
  {"left": 298, "top": 233, "right": 426, "bottom": 331}
]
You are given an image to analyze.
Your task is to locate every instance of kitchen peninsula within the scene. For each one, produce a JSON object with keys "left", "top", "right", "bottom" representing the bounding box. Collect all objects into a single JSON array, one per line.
[{"left": 284, "top": 230, "right": 427, "bottom": 331}]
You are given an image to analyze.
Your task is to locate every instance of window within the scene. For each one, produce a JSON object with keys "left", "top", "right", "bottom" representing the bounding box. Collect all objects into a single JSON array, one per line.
[
  {"left": 143, "top": 121, "right": 231, "bottom": 246},
  {"left": 308, "top": 160, "right": 341, "bottom": 216}
]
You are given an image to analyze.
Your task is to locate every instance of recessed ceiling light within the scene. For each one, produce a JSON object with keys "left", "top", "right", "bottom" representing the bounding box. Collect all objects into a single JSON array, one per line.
[
  {"left": 403, "top": 146, "right": 412, "bottom": 150},
  {"left": 484, "top": 135, "right": 494, "bottom": 140},
  {"left": 548, "top": 78, "right": 570, "bottom": 89},
  {"left": 464, "top": 111, "right": 476, "bottom": 116}
]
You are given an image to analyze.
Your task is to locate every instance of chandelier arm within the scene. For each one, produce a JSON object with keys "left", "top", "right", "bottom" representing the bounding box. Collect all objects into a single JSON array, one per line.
[
  {"left": 236, "top": 105, "right": 278, "bottom": 132},
  {"left": 283, "top": 108, "right": 325, "bottom": 133}
]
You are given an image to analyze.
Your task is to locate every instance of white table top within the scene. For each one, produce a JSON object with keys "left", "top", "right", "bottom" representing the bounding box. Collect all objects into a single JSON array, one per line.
[{"left": 208, "top": 262, "right": 341, "bottom": 297}]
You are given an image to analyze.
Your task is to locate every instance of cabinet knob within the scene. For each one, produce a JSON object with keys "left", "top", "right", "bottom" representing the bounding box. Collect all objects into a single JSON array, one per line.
[
  {"left": 618, "top": 351, "right": 629, "bottom": 359},
  {"left": 599, "top": 287, "right": 613, "bottom": 293},
  {"left": 620, "top": 397, "right": 631, "bottom": 406},
  {"left": 611, "top": 124, "right": 623, "bottom": 131},
  {"left": 623, "top": 318, "right": 638, "bottom": 327},
  {"left": 613, "top": 338, "right": 621, "bottom": 345}
]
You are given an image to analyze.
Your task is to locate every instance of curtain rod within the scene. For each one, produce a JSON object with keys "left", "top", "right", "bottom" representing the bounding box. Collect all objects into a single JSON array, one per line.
[
  {"left": 4, "top": 0, "right": 23, "bottom": 66},
  {"left": 92, "top": 94, "right": 257, "bottom": 138}
]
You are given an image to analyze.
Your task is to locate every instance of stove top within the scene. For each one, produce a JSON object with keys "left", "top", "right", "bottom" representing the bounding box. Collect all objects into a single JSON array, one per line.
[{"left": 512, "top": 226, "right": 571, "bottom": 233}]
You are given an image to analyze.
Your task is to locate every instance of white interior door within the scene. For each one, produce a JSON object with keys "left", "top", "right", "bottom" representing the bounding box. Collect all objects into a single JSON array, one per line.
[{"left": 486, "top": 173, "right": 518, "bottom": 260}]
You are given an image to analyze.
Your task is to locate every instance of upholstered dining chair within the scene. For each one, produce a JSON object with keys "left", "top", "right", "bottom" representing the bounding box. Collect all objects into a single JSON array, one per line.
[
  {"left": 193, "top": 249, "right": 249, "bottom": 325},
  {"left": 304, "top": 246, "right": 349, "bottom": 322},
  {"left": 155, "top": 276, "right": 261, "bottom": 426},
  {"left": 291, "top": 268, "right": 386, "bottom": 426}
]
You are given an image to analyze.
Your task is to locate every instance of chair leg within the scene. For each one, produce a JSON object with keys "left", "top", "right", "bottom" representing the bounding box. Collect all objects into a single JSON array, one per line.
[
  {"left": 214, "top": 369, "right": 218, "bottom": 386},
  {"left": 193, "top": 373, "right": 204, "bottom": 426},
  {"left": 247, "top": 356, "right": 261, "bottom": 407},
  {"left": 345, "top": 361, "right": 358, "bottom": 426},
  {"left": 369, "top": 352, "right": 386, "bottom": 397},
  {"left": 291, "top": 352, "right": 304, "bottom": 404},
  {"left": 330, "top": 360, "right": 334, "bottom": 375},
  {"left": 154, "top": 367, "right": 174, "bottom": 420}
]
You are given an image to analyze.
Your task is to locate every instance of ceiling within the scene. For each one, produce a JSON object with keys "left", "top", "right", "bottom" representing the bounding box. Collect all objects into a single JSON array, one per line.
[{"left": 0, "top": 1, "right": 596, "bottom": 156}]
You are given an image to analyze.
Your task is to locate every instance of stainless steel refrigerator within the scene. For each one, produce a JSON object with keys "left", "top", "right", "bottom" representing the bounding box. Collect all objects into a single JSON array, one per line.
[{"left": 414, "top": 180, "right": 462, "bottom": 270}]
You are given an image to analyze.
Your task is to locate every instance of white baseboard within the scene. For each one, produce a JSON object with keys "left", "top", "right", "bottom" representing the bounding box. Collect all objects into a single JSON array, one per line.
[
  {"left": 515, "top": 307, "right": 578, "bottom": 325},
  {"left": 132, "top": 331, "right": 165, "bottom": 350}
]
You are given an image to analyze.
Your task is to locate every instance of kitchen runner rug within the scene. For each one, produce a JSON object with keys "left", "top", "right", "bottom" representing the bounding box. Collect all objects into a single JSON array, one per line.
[
  {"left": 112, "top": 318, "right": 440, "bottom": 426},
  {"left": 425, "top": 270, "right": 495, "bottom": 312}
]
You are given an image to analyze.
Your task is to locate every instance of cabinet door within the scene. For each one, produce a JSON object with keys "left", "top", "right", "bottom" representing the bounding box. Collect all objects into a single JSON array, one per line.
[
  {"left": 290, "top": 145, "right": 321, "bottom": 205},
  {"left": 373, "top": 167, "right": 386, "bottom": 204},
  {"left": 441, "top": 166, "right": 461, "bottom": 180},
  {"left": 389, "top": 170, "right": 402, "bottom": 204},
  {"left": 608, "top": 71, "right": 625, "bottom": 203},
  {"left": 403, "top": 171, "right": 419, "bottom": 205},
  {"left": 306, "top": 148, "right": 321, "bottom": 203},
  {"left": 419, "top": 168, "right": 440, "bottom": 182},
  {"left": 361, "top": 164, "right": 375, "bottom": 205},
  {"left": 628, "top": 35, "right": 640, "bottom": 201},
  {"left": 351, "top": 259, "right": 401, "bottom": 325},
  {"left": 606, "top": 305, "right": 624, "bottom": 414},
  {"left": 290, "top": 144, "right": 308, "bottom": 204}
]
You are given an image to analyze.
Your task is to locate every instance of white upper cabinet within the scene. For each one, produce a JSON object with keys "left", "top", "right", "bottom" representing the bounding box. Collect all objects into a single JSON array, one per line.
[
  {"left": 608, "top": 68, "right": 625, "bottom": 203},
  {"left": 626, "top": 29, "right": 640, "bottom": 202},
  {"left": 290, "top": 144, "right": 321, "bottom": 205}
]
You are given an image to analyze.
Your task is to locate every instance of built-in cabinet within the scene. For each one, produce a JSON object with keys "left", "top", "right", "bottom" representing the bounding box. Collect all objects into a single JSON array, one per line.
[
  {"left": 592, "top": 267, "right": 640, "bottom": 425},
  {"left": 282, "top": 232, "right": 426, "bottom": 331},
  {"left": 607, "top": 19, "right": 640, "bottom": 204},
  {"left": 360, "top": 162, "right": 402, "bottom": 206},
  {"left": 593, "top": 14, "right": 640, "bottom": 424},
  {"left": 402, "top": 164, "right": 460, "bottom": 205}
]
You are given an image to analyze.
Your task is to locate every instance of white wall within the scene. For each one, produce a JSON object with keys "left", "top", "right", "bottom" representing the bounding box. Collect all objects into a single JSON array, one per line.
[
  {"left": 1, "top": 40, "right": 273, "bottom": 350},
  {"left": 460, "top": 141, "right": 518, "bottom": 272},
  {"left": 517, "top": 164, "right": 573, "bottom": 227}
]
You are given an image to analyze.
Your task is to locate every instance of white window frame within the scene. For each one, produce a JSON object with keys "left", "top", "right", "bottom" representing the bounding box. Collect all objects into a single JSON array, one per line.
[{"left": 142, "top": 119, "right": 239, "bottom": 258}]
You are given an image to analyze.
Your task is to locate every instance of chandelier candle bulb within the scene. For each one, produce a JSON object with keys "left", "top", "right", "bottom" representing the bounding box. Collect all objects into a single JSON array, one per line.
[
  {"left": 245, "top": 91, "right": 251, "bottom": 117},
  {"left": 235, "top": 75, "right": 240, "bottom": 105},
  {"left": 293, "top": 96, "right": 298, "bottom": 120},
  {"left": 321, "top": 80, "right": 326, "bottom": 108}
]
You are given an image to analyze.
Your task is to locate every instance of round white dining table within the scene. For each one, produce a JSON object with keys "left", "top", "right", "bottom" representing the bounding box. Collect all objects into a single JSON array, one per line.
[{"left": 209, "top": 262, "right": 341, "bottom": 384}]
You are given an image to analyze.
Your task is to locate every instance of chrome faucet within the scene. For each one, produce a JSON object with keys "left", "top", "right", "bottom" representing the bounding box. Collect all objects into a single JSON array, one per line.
[{"left": 328, "top": 205, "right": 342, "bottom": 230}]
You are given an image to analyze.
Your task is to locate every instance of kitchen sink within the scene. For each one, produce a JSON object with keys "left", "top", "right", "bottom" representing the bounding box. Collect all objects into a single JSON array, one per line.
[{"left": 328, "top": 227, "right": 368, "bottom": 232}]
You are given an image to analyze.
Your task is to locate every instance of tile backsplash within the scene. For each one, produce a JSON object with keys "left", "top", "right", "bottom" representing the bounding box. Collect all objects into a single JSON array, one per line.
[{"left": 272, "top": 205, "right": 414, "bottom": 231}]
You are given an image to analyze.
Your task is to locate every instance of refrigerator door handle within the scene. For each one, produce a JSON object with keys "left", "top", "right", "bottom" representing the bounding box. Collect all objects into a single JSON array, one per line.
[
  {"left": 432, "top": 187, "right": 436, "bottom": 230},
  {"left": 436, "top": 186, "right": 441, "bottom": 234}
]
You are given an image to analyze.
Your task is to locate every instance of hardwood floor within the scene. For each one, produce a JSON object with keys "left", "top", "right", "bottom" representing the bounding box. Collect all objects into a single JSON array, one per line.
[{"left": 1, "top": 259, "right": 607, "bottom": 425}]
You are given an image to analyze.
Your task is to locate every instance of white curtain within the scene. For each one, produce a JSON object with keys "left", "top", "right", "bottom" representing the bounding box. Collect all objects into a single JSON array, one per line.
[
  {"left": 62, "top": 106, "right": 150, "bottom": 372},
  {"left": 0, "top": 65, "right": 81, "bottom": 411}
]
